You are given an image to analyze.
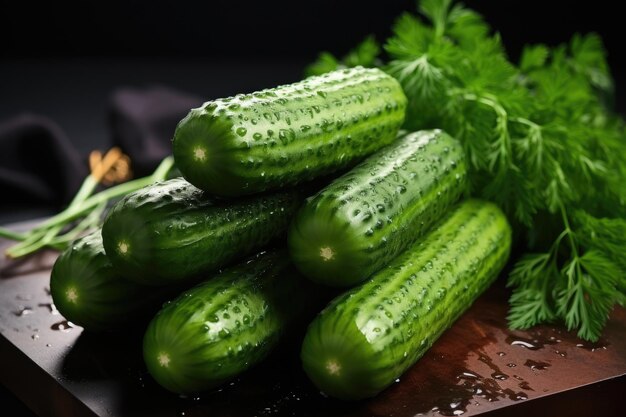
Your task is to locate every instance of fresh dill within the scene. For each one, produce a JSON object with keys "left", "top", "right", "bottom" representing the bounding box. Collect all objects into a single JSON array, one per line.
[{"left": 307, "top": 0, "right": 626, "bottom": 341}]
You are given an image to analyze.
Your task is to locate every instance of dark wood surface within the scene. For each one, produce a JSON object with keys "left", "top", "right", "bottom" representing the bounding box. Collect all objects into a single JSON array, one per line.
[{"left": 1, "top": 224, "right": 625, "bottom": 417}]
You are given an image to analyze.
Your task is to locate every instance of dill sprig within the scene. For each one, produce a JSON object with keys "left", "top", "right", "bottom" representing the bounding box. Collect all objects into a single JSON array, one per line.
[{"left": 307, "top": 0, "right": 626, "bottom": 341}]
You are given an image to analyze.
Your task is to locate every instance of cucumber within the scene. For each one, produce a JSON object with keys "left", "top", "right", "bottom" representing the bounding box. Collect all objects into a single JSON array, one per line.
[
  {"left": 300, "top": 199, "right": 511, "bottom": 400},
  {"left": 50, "top": 231, "right": 173, "bottom": 332},
  {"left": 143, "top": 250, "right": 319, "bottom": 394},
  {"left": 101, "top": 178, "right": 300, "bottom": 285},
  {"left": 289, "top": 130, "right": 467, "bottom": 287},
  {"left": 172, "top": 67, "right": 407, "bottom": 196}
]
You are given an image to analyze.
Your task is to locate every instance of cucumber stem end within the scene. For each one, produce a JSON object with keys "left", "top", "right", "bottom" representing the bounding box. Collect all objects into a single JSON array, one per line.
[
  {"left": 117, "top": 241, "right": 130, "bottom": 256},
  {"left": 319, "top": 246, "right": 335, "bottom": 262},
  {"left": 325, "top": 359, "right": 341, "bottom": 376},
  {"left": 157, "top": 352, "right": 171, "bottom": 368},
  {"left": 65, "top": 287, "right": 78, "bottom": 304},
  {"left": 193, "top": 147, "right": 207, "bottom": 162}
]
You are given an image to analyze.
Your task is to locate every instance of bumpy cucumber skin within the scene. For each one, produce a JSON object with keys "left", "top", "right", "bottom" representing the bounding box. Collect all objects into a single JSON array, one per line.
[
  {"left": 50, "top": 231, "right": 169, "bottom": 332},
  {"left": 289, "top": 130, "right": 467, "bottom": 287},
  {"left": 300, "top": 200, "right": 512, "bottom": 400},
  {"left": 101, "top": 178, "right": 301, "bottom": 285},
  {"left": 143, "top": 250, "right": 317, "bottom": 394},
  {"left": 173, "top": 67, "right": 407, "bottom": 196}
]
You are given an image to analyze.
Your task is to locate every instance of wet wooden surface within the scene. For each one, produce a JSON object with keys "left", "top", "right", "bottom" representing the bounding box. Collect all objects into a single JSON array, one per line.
[{"left": 1, "top": 224, "right": 625, "bottom": 417}]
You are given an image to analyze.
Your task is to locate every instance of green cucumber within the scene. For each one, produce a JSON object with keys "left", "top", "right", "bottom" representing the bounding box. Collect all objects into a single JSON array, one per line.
[
  {"left": 101, "top": 178, "right": 300, "bottom": 285},
  {"left": 50, "top": 231, "right": 173, "bottom": 332},
  {"left": 173, "top": 67, "right": 407, "bottom": 196},
  {"left": 288, "top": 130, "right": 467, "bottom": 287},
  {"left": 143, "top": 250, "right": 319, "bottom": 394},
  {"left": 301, "top": 199, "right": 511, "bottom": 400}
]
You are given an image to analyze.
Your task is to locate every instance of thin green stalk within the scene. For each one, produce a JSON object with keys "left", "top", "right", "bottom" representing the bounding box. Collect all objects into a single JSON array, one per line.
[
  {"left": 559, "top": 204, "right": 579, "bottom": 258},
  {"left": 4, "top": 156, "right": 174, "bottom": 258},
  {"left": 31, "top": 156, "right": 173, "bottom": 235},
  {"left": 8, "top": 202, "right": 107, "bottom": 258},
  {"left": 8, "top": 147, "right": 126, "bottom": 252},
  {"left": 41, "top": 175, "right": 99, "bottom": 239},
  {"left": 46, "top": 205, "right": 106, "bottom": 250},
  {"left": 0, "top": 228, "right": 27, "bottom": 241},
  {"left": 8, "top": 175, "right": 100, "bottom": 254},
  {"left": 457, "top": 91, "right": 514, "bottom": 171}
]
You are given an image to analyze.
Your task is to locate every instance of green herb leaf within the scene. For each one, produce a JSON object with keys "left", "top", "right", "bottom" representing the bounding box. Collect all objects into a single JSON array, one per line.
[
  {"left": 309, "top": 0, "right": 626, "bottom": 341},
  {"left": 519, "top": 45, "right": 549, "bottom": 72},
  {"left": 305, "top": 36, "right": 380, "bottom": 77}
]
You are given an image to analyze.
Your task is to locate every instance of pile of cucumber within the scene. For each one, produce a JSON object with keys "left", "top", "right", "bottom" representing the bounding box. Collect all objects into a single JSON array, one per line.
[{"left": 50, "top": 67, "right": 511, "bottom": 401}]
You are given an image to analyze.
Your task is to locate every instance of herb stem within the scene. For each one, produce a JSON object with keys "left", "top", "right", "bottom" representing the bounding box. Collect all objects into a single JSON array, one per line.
[
  {"left": 0, "top": 228, "right": 27, "bottom": 241},
  {"left": 460, "top": 91, "right": 513, "bottom": 170},
  {"left": 559, "top": 204, "right": 579, "bottom": 258},
  {"left": 3, "top": 156, "right": 174, "bottom": 258}
]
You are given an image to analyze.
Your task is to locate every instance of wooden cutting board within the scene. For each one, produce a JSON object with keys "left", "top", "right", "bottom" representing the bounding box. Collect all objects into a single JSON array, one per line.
[{"left": 1, "top": 224, "right": 625, "bottom": 417}]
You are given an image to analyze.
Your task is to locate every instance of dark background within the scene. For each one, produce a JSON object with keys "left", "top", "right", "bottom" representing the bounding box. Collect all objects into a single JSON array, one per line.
[
  {"left": 0, "top": 1, "right": 624, "bottom": 415},
  {"left": 2, "top": 1, "right": 624, "bottom": 68},
  {"left": 1, "top": 0, "right": 624, "bottom": 165},
  {"left": 2, "top": 0, "right": 625, "bottom": 125}
]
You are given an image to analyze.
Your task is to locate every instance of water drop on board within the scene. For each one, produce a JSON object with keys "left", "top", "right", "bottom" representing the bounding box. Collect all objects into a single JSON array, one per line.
[
  {"left": 38, "top": 303, "right": 59, "bottom": 315},
  {"left": 508, "top": 339, "right": 538, "bottom": 350},
  {"left": 51, "top": 320, "right": 75, "bottom": 332},
  {"left": 450, "top": 401, "right": 461, "bottom": 409},
  {"left": 13, "top": 307, "right": 33, "bottom": 317},
  {"left": 575, "top": 339, "right": 609, "bottom": 351},
  {"left": 458, "top": 371, "right": 479, "bottom": 380},
  {"left": 524, "top": 359, "right": 550, "bottom": 371}
]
